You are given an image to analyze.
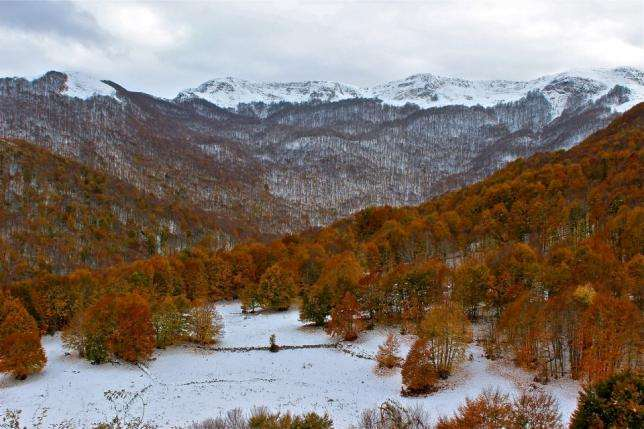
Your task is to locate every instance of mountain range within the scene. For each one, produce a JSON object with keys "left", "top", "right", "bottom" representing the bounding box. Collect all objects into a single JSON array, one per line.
[
  {"left": 1, "top": 67, "right": 642, "bottom": 242},
  {"left": 176, "top": 67, "right": 643, "bottom": 114}
]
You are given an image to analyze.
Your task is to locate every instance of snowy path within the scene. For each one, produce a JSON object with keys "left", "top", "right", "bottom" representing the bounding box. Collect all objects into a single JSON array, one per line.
[{"left": 0, "top": 302, "right": 580, "bottom": 428}]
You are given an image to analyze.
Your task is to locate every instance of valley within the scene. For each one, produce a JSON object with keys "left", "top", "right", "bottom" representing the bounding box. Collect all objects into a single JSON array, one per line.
[{"left": 1, "top": 3, "right": 642, "bottom": 424}]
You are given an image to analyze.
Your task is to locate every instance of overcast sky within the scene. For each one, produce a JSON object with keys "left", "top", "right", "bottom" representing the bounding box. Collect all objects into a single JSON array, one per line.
[{"left": 0, "top": 0, "right": 642, "bottom": 98}]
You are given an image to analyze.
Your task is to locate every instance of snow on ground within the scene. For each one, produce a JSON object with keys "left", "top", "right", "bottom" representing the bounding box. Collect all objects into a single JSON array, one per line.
[
  {"left": 217, "top": 302, "right": 331, "bottom": 348},
  {"left": 0, "top": 302, "right": 580, "bottom": 428}
]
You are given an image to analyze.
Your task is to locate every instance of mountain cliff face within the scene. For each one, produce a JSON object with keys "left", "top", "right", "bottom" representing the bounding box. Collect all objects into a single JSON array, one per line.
[{"left": 0, "top": 68, "right": 642, "bottom": 235}]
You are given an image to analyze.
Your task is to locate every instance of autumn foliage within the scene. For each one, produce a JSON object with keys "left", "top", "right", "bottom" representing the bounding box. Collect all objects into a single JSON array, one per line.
[
  {"left": 0, "top": 295, "right": 46, "bottom": 379},
  {"left": 2, "top": 103, "right": 643, "bottom": 383},
  {"left": 418, "top": 303, "right": 471, "bottom": 378},
  {"left": 401, "top": 339, "right": 438, "bottom": 395},
  {"left": 326, "top": 291, "right": 363, "bottom": 341},
  {"left": 375, "top": 333, "right": 402, "bottom": 370},
  {"left": 436, "top": 389, "right": 563, "bottom": 429},
  {"left": 63, "top": 292, "right": 155, "bottom": 363}
]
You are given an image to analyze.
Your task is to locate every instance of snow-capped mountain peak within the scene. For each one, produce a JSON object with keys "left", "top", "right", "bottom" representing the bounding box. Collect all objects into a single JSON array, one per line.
[
  {"left": 177, "top": 67, "right": 644, "bottom": 117},
  {"left": 176, "top": 77, "right": 363, "bottom": 108},
  {"left": 369, "top": 67, "right": 644, "bottom": 115},
  {"left": 59, "top": 71, "right": 118, "bottom": 100}
]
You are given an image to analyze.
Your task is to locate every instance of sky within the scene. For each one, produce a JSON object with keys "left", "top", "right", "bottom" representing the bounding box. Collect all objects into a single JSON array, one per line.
[{"left": 0, "top": 0, "right": 642, "bottom": 98}]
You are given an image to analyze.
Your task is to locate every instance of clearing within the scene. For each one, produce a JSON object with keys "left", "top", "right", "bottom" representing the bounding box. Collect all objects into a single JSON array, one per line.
[{"left": 0, "top": 302, "right": 580, "bottom": 428}]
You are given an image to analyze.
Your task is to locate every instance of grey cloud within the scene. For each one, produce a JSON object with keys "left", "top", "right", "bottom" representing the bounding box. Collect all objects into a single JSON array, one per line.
[
  {"left": 0, "top": 1, "right": 104, "bottom": 43},
  {"left": 0, "top": 1, "right": 642, "bottom": 98}
]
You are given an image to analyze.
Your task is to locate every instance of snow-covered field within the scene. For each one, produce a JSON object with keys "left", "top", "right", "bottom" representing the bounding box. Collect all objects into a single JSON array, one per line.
[{"left": 0, "top": 302, "right": 580, "bottom": 428}]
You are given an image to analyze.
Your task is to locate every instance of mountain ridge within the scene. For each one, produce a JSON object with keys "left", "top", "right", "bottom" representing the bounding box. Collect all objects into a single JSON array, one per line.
[
  {"left": 175, "top": 66, "right": 643, "bottom": 113},
  {"left": 12, "top": 67, "right": 642, "bottom": 114},
  {"left": 0, "top": 67, "right": 641, "bottom": 239}
]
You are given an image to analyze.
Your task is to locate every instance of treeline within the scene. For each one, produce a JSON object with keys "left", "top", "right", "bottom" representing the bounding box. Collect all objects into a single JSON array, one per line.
[{"left": 1, "top": 105, "right": 642, "bottom": 388}]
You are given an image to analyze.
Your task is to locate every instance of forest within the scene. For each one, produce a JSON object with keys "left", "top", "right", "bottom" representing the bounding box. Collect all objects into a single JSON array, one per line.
[
  {"left": 0, "top": 103, "right": 642, "bottom": 426},
  {"left": 0, "top": 138, "right": 236, "bottom": 284}
]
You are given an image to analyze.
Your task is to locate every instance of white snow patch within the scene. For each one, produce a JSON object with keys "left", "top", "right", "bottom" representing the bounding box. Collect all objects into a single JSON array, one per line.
[
  {"left": 0, "top": 303, "right": 580, "bottom": 428},
  {"left": 500, "top": 153, "right": 519, "bottom": 163},
  {"left": 177, "top": 77, "right": 363, "bottom": 109},
  {"left": 61, "top": 71, "right": 118, "bottom": 100}
]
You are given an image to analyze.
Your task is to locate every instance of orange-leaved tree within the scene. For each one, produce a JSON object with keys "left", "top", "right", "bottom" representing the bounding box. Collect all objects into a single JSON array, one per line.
[
  {"left": 418, "top": 302, "right": 472, "bottom": 378},
  {"left": 0, "top": 294, "right": 46, "bottom": 379},
  {"left": 326, "top": 291, "right": 363, "bottom": 341},
  {"left": 401, "top": 338, "right": 437, "bottom": 396}
]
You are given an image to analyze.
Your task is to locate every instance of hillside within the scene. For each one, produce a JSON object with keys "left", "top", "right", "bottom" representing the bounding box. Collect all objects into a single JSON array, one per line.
[
  {"left": 0, "top": 138, "right": 237, "bottom": 283},
  {"left": 1, "top": 68, "right": 641, "bottom": 233},
  {"left": 1, "top": 103, "right": 641, "bottom": 429}
]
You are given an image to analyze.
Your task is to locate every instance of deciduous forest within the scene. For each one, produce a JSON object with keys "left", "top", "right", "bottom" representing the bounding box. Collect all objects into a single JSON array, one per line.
[{"left": 2, "top": 104, "right": 641, "bottom": 405}]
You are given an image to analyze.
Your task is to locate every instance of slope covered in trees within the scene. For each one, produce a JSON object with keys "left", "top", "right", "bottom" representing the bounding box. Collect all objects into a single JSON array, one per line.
[
  {"left": 2, "top": 69, "right": 638, "bottom": 235},
  {"left": 2, "top": 104, "right": 642, "bottom": 390},
  {"left": 0, "top": 138, "right": 239, "bottom": 284}
]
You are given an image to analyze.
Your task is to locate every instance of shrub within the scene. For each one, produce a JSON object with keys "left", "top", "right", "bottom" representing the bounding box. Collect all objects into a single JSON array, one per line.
[
  {"left": 188, "top": 408, "right": 332, "bottom": 429},
  {"left": 511, "top": 390, "right": 563, "bottom": 429},
  {"left": 356, "top": 400, "right": 430, "bottom": 429},
  {"left": 375, "top": 333, "right": 402, "bottom": 370},
  {"left": 436, "top": 389, "right": 513, "bottom": 428},
  {"left": 187, "top": 303, "right": 223, "bottom": 345},
  {"left": 152, "top": 296, "right": 186, "bottom": 348},
  {"left": 436, "top": 389, "right": 563, "bottom": 429},
  {"left": 269, "top": 334, "right": 279, "bottom": 352}
]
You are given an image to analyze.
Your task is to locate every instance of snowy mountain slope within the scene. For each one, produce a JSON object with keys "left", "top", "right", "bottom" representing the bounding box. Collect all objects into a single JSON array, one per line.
[
  {"left": 61, "top": 71, "right": 118, "bottom": 100},
  {"left": 369, "top": 67, "right": 644, "bottom": 115},
  {"left": 178, "top": 67, "right": 644, "bottom": 117},
  {"left": 176, "top": 77, "right": 364, "bottom": 108}
]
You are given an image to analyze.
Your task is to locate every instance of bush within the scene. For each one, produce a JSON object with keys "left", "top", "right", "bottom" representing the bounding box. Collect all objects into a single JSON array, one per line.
[
  {"left": 269, "top": 334, "right": 279, "bottom": 352},
  {"left": 570, "top": 371, "right": 643, "bottom": 429},
  {"left": 375, "top": 333, "right": 402, "bottom": 370},
  {"left": 436, "top": 389, "right": 563, "bottom": 429},
  {"left": 188, "top": 408, "right": 332, "bottom": 429},
  {"left": 187, "top": 303, "right": 223, "bottom": 345},
  {"left": 188, "top": 409, "right": 247, "bottom": 429},
  {"left": 355, "top": 400, "right": 430, "bottom": 428},
  {"left": 436, "top": 389, "right": 513, "bottom": 428},
  {"left": 152, "top": 296, "right": 186, "bottom": 348}
]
